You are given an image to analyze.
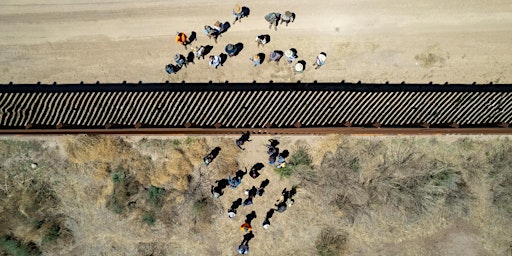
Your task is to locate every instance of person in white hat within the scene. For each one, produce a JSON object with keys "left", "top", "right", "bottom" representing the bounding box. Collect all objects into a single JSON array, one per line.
[
  {"left": 312, "top": 52, "right": 327, "bottom": 69},
  {"left": 284, "top": 48, "right": 297, "bottom": 64},
  {"left": 294, "top": 62, "right": 304, "bottom": 74},
  {"left": 280, "top": 11, "right": 296, "bottom": 27}
]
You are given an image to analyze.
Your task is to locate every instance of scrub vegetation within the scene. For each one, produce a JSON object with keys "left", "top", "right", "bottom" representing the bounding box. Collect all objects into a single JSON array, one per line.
[{"left": 0, "top": 135, "right": 510, "bottom": 255}]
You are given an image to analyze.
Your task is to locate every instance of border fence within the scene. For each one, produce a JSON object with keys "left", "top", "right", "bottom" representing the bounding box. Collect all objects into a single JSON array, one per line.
[{"left": 0, "top": 82, "right": 511, "bottom": 134}]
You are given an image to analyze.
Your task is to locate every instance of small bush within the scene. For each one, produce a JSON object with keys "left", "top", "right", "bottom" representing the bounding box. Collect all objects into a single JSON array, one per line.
[
  {"left": 275, "top": 166, "right": 295, "bottom": 178},
  {"left": 193, "top": 198, "right": 207, "bottom": 216},
  {"left": 142, "top": 213, "right": 155, "bottom": 226},
  {"left": 184, "top": 137, "right": 194, "bottom": 144},
  {"left": 348, "top": 158, "right": 360, "bottom": 172},
  {"left": 0, "top": 235, "right": 41, "bottom": 256},
  {"left": 316, "top": 228, "right": 348, "bottom": 256},
  {"left": 148, "top": 186, "right": 165, "bottom": 207},
  {"left": 289, "top": 146, "right": 312, "bottom": 166},
  {"left": 275, "top": 146, "right": 313, "bottom": 178},
  {"left": 112, "top": 168, "right": 125, "bottom": 185},
  {"left": 42, "top": 224, "right": 60, "bottom": 243}
]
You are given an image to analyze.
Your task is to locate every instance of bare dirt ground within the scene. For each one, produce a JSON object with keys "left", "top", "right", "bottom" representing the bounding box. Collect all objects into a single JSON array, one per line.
[{"left": 1, "top": 0, "right": 511, "bottom": 84}]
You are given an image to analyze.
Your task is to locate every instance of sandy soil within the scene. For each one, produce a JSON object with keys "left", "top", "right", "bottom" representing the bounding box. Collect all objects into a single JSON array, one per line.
[{"left": 1, "top": 0, "right": 511, "bottom": 84}]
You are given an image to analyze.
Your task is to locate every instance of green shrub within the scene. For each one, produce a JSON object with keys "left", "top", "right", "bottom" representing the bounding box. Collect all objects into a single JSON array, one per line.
[
  {"left": 112, "top": 168, "right": 125, "bottom": 185},
  {"left": 275, "top": 166, "right": 295, "bottom": 178},
  {"left": 0, "top": 235, "right": 41, "bottom": 256},
  {"left": 275, "top": 146, "right": 313, "bottom": 178},
  {"left": 148, "top": 186, "right": 165, "bottom": 207},
  {"left": 193, "top": 198, "right": 207, "bottom": 217},
  {"left": 142, "top": 213, "right": 155, "bottom": 226},
  {"left": 42, "top": 224, "right": 61, "bottom": 243},
  {"left": 289, "top": 146, "right": 312, "bottom": 166},
  {"left": 348, "top": 158, "right": 360, "bottom": 172}
]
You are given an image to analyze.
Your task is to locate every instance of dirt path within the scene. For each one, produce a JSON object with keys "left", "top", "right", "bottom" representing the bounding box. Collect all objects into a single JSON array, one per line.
[{"left": 1, "top": 0, "right": 511, "bottom": 84}]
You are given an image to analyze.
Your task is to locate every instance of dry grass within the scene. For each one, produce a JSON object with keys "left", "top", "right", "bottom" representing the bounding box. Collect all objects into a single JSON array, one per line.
[
  {"left": 63, "top": 135, "right": 131, "bottom": 164},
  {"left": 1, "top": 135, "right": 511, "bottom": 256}
]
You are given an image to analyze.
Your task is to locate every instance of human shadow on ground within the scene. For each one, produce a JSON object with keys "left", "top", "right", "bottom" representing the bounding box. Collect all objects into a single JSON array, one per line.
[
  {"left": 203, "top": 45, "right": 214, "bottom": 56},
  {"left": 236, "top": 168, "right": 248, "bottom": 179},
  {"left": 189, "top": 31, "right": 197, "bottom": 42},
  {"left": 242, "top": 7, "right": 250, "bottom": 18},
  {"left": 257, "top": 53, "right": 266, "bottom": 63},
  {"left": 220, "top": 53, "right": 228, "bottom": 65},
  {"left": 245, "top": 211, "right": 257, "bottom": 224},
  {"left": 186, "top": 52, "right": 195, "bottom": 65},
  {"left": 249, "top": 162, "right": 264, "bottom": 179},
  {"left": 221, "top": 22, "right": 231, "bottom": 33},
  {"left": 234, "top": 42, "right": 244, "bottom": 56},
  {"left": 230, "top": 198, "right": 243, "bottom": 210}
]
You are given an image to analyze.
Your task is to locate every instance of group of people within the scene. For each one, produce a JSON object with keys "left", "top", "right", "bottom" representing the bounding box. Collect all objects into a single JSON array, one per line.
[
  {"left": 165, "top": 4, "right": 327, "bottom": 76},
  {"left": 205, "top": 132, "right": 297, "bottom": 254}
]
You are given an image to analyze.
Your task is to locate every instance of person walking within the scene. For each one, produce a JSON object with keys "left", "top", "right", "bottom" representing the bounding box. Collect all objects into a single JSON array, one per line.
[
  {"left": 175, "top": 32, "right": 190, "bottom": 49},
  {"left": 280, "top": 11, "right": 296, "bottom": 26},
  {"left": 264, "top": 12, "right": 281, "bottom": 30},
  {"left": 203, "top": 25, "right": 220, "bottom": 43},
  {"left": 312, "top": 52, "right": 327, "bottom": 69},
  {"left": 209, "top": 55, "right": 222, "bottom": 69},
  {"left": 284, "top": 49, "right": 298, "bottom": 64},
  {"left": 255, "top": 35, "right": 270, "bottom": 48},
  {"left": 249, "top": 54, "right": 261, "bottom": 67},
  {"left": 233, "top": 4, "right": 245, "bottom": 24},
  {"left": 268, "top": 50, "right": 283, "bottom": 64}
]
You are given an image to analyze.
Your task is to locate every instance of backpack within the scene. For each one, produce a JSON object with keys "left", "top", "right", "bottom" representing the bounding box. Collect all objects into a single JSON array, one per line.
[{"left": 265, "top": 13, "right": 277, "bottom": 23}]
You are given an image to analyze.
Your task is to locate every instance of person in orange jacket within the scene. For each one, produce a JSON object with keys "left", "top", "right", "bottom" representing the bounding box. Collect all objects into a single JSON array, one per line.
[
  {"left": 240, "top": 222, "right": 252, "bottom": 232},
  {"left": 175, "top": 32, "right": 190, "bottom": 49}
]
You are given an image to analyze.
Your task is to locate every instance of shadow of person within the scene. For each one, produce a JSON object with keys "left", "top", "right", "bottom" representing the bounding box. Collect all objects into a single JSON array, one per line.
[
  {"left": 211, "top": 147, "right": 221, "bottom": 158},
  {"left": 257, "top": 53, "right": 266, "bottom": 63},
  {"left": 290, "top": 186, "right": 297, "bottom": 198},
  {"left": 230, "top": 198, "right": 243, "bottom": 210},
  {"left": 241, "top": 231, "right": 254, "bottom": 245},
  {"left": 245, "top": 211, "right": 257, "bottom": 224},
  {"left": 236, "top": 168, "right": 248, "bottom": 179},
  {"left": 215, "top": 178, "right": 229, "bottom": 190},
  {"left": 252, "top": 163, "right": 265, "bottom": 172},
  {"left": 234, "top": 42, "right": 244, "bottom": 56},
  {"left": 242, "top": 6, "right": 250, "bottom": 18},
  {"left": 268, "top": 139, "right": 280, "bottom": 147},
  {"left": 259, "top": 179, "right": 270, "bottom": 189},
  {"left": 189, "top": 31, "right": 197, "bottom": 42},
  {"left": 219, "top": 53, "right": 228, "bottom": 65},
  {"left": 203, "top": 45, "right": 214, "bottom": 56},
  {"left": 248, "top": 186, "right": 258, "bottom": 198},
  {"left": 221, "top": 22, "right": 231, "bottom": 33},
  {"left": 186, "top": 52, "right": 195, "bottom": 65},
  {"left": 265, "top": 208, "right": 275, "bottom": 219}
]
